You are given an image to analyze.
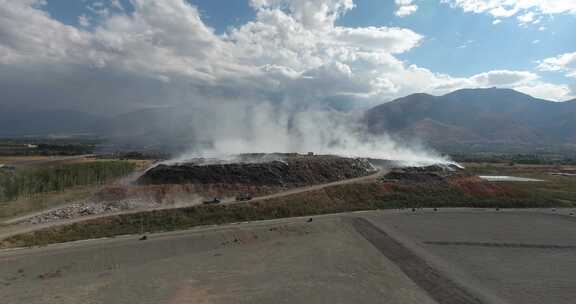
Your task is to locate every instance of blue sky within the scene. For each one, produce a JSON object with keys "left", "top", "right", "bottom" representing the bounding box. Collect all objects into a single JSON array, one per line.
[
  {"left": 341, "top": 0, "right": 576, "bottom": 79},
  {"left": 41, "top": 0, "right": 575, "bottom": 88},
  {"left": 1, "top": 0, "right": 575, "bottom": 117}
]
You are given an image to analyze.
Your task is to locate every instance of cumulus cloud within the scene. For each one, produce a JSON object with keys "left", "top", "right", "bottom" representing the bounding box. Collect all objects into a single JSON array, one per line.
[
  {"left": 332, "top": 26, "right": 422, "bottom": 53},
  {"left": 442, "top": 0, "right": 576, "bottom": 24},
  {"left": 454, "top": 70, "right": 572, "bottom": 101},
  {"left": 0, "top": 0, "right": 573, "bottom": 159},
  {"left": 395, "top": 0, "right": 418, "bottom": 17},
  {"left": 250, "top": 0, "right": 355, "bottom": 30},
  {"left": 517, "top": 11, "right": 536, "bottom": 25},
  {"left": 515, "top": 83, "right": 573, "bottom": 101},
  {"left": 537, "top": 52, "right": 576, "bottom": 78},
  {"left": 78, "top": 14, "right": 91, "bottom": 27},
  {"left": 470, "top": 70, "right": 539, "bottom": 86},
  {"left": 1, "top": 0, "right": 571, "bottom": 107}
]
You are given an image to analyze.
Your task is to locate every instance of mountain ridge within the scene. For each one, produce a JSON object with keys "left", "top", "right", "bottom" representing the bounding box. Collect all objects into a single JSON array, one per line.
[
  {"left": 2, "top": 88, "right": 575, "bottom": 152},
  {"left": 365, "top": 88, "right": 576, "bottom": 147}
]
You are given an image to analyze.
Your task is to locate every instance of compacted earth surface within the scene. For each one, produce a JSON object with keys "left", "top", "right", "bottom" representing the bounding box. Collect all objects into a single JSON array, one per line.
[
  {"left": 0, "top": 215, "right": 434, "bottom": 304},
  {"left": 362, "top": 209, "right": 576, "bottom": 304},
  {"left": 1, "top": 209, "right": 575, "bottom": 304}
]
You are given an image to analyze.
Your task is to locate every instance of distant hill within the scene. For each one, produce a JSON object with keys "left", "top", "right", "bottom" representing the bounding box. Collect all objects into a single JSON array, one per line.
[
  {"left": 364, "top": 88, "right": 576, "bottom": 149},
  {"left": 0, "top": 106, "right": 105, "bottom": 136},
  {"left": 3, "top": 88, "right": 576, "bottom": 153},
  {"left": 0, "top": 105, "right": 200, "bottom": 151}
]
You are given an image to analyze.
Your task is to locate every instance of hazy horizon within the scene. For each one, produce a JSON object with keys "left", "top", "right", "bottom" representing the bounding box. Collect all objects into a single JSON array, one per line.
[{"left": 1, "top": 0, "right": 575, "bottom": 162}]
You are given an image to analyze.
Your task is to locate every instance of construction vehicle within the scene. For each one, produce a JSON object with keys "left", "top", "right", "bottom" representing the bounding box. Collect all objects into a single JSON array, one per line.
[
  {"left": 235, "top": 193, "right": 253, "bottom": 201},
  {"left": 203, "top": 198, "right": 222, "bottom": 205}
]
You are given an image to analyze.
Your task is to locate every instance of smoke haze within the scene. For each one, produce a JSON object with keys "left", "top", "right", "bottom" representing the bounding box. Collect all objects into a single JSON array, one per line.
[
  {"left": 169, "top": 101, "right": 449, "bottom": 165},
  {"left": 13, "top": 0, "right": 575, "bottom": 165}
]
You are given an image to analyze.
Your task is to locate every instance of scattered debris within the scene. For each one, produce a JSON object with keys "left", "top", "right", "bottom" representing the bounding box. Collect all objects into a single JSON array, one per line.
[
  {"left": 138, "top": 154, "right": 376, "bottom": 186},
  {"left": 381, "top": 163, "right": 466, "bottom": 184},
  {"left": 20, "top": 199, "right": 159, "bottom": 225},
  {"left": 37, "top": 270, "right": 62, "bottom": 280}
]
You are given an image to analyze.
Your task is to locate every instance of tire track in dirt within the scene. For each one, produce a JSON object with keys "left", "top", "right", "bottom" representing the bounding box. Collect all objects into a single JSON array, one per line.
[
  {"left": 424, "top": 241, "right": 576, "bottom": 250},
  {"left": 351, "top": 217, "right": 486, "bottom": 304}
]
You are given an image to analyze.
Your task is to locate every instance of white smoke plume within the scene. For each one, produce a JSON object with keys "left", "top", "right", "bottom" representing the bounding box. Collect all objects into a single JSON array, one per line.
[
  {"left": 0, "top": 0, "right": 462, "bottom": 165},
  {"left": 170, "top": 101, "right": 450, "bottom": 166},
  {"left": 16, "top": 0, "right": 575, "bottom": 166}
]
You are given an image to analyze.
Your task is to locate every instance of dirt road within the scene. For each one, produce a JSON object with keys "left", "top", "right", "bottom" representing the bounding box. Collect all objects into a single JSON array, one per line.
[
  {"left": 224, "top": 168, "right": 385, "bottom": 204},
  {"left": 0, "top": 169, "right": 385, "bottom": 240}
]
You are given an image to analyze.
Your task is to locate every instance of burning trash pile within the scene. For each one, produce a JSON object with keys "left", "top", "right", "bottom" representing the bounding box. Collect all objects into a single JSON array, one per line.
[
  {"left": 381, "top": 163, "right": 466, "bottom": 184},
  {"left": 137, "top": 154, "right": 376, "bottom": 187}
]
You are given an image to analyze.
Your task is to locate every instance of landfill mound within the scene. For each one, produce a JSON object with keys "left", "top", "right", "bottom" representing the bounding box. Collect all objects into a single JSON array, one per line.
[
  {"left": 137, "top": 154, "right": 376, "bottom": 187},
  {"left": 382, "top": 163, "right": 467, "bottom": 183}
]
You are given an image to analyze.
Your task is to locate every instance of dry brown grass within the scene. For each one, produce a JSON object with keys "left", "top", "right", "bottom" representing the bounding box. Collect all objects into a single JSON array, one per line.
[
  {"left": 0, "top": 186, "right": 98, "bottom": 221},
  {"left": 0, "top": 156, "right": 52, "bottom": 163},
  {"left": 3, "top": 174, "right": 568, "bottom": 248}
]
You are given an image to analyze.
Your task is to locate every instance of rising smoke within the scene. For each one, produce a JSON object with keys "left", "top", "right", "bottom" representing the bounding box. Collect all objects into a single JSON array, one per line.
[
  {"left": 170, "top": 99, "right": 451, "bottom": 166},
  {"left": 0, "top": 0, "right": 457, "bottom": 166}
]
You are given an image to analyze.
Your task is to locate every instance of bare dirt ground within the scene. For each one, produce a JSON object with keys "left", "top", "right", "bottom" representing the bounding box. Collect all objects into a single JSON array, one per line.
[
  {"left": 0, "top": 215, "right": 435, "bottom": 304},
  {"left": 363, "top": 209, "right": 576, "bottom": 304},
  {"left": 2, "top": 209, "right": 575, "bottom": 303}
]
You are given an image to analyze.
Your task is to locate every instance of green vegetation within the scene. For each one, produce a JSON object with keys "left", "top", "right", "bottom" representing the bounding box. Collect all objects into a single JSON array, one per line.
[
  {"left": 0, "top": 187, "right": 98, "bottom": 221},
  {"left": 96, "top": 151, "right": 170, "bottom": 161},
  {"left": 466, "top": 163, "right": 576, "bottom": 204},
  {"left": 2, "top": 180, "right": 570, "bottom": 248},
  {"left": 451, "top": 152, "right": 576, "bottom": 165},
  {"left": 0, "top": 161, "right": 135, "bottom": 202},
  {"left": 0, "top": 138, "right": 98, "bottom": 156}
]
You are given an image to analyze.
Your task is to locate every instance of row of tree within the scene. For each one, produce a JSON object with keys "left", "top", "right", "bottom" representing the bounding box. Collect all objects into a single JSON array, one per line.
[{"left": 0, "top": 161, "right": 135, "bottom": 202}]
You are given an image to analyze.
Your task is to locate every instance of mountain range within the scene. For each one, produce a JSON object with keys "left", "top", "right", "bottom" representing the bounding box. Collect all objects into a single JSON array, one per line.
[
  {"left": 364, "top": 88, "right": 576, "bottom": 149},
  {"left": 2, "top": 88, "right": 575, "bottom": 151}
]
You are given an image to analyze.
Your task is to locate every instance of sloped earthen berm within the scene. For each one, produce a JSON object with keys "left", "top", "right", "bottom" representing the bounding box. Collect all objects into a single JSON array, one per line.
[{"left": 137, "top": 154, "right": 376, "bottom": 187}]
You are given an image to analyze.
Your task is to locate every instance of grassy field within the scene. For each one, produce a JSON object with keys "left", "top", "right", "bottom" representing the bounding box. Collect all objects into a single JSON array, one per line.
[
  {"left": 0, "top": 161, "right": 135, "bottom": 202},
  {"left": 0, "top": 186, "right": 98, "bottom": 221},
  {"left": 465, "top": 163, "right": 576, "bottom": 204},
  {"left": 0, "top": 156, "right": 53, "bottom": 163},
  {"left": 0, "top": 160, "right": 137, "bottom": 222},
  {"left": 2, "top": 173, "right": 571, "bottom": 248}
]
